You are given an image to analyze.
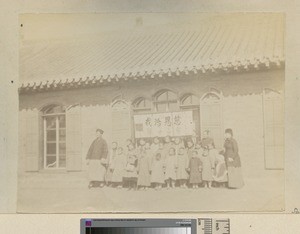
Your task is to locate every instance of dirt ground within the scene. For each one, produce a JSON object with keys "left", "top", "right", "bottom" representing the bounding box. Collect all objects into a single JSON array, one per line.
[{"left": 17, "top": 170, "right": 284, "bottom": 213}]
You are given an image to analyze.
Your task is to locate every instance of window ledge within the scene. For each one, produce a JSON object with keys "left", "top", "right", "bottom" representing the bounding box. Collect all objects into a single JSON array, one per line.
[{"left": 38, "top": 169, "right": 68, "bottom": 174}]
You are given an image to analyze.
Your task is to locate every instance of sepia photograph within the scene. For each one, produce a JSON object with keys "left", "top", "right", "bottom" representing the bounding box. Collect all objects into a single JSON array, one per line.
[{"left": 18, "top": 13, "right": 285, "bottom": 213}]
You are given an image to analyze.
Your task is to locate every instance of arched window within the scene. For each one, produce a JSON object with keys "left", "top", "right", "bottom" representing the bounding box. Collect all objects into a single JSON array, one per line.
[
  {"left": 154, "top": 89, "right": 179, "bottom": 112},
  {"left": 180, "top": 93, "right": 200, "bottom": 107},
  {"left": 201, "top": 92, "right": 221, "bottom": 104},
  {"left": 132, "top": 97, "right": 151, "bottom": 113},
  {"left": 42, "top": 104, "right": 66, "bottom": 169}
]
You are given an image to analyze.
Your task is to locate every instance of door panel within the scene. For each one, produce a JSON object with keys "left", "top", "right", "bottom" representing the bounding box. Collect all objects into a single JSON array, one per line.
[
  {"left": 200, "top": 93, "right": 223, "bottom": 149},
  {"left": 263, "top": 89, "right": 284, "bottom": 169},
  {"left": 111, "top": 100, "right": 132, "bottom": 147},
  {"left": 23, "top": 109, "right": 40, "bottom": 171},
  {"left": 66, "top": 105, "right": 82, "bottom": 171}
]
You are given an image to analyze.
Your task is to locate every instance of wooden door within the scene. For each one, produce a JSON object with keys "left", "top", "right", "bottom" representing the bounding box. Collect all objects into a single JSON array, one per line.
[
  {"left": 66, "top": 105, "right": 82, "bottom": 171},
  {"left": 200, "top": 92, "right": 223, "bottom": 149},
  {"left": 263, "top": 89, "right": 284, "bottom": 169},
  {"left": 111, "top": 100, "right": 132, "bottom": 147},
  {"left": 23, "top": 108, "right": 41, "bottom": 171}
]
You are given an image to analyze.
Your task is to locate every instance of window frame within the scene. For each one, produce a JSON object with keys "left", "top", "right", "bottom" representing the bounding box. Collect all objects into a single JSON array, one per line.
[
  {"left": 153, "top": 89, "right": 179, "bottom": 113},
  {"left": 132, "top": 97, "right": 152, "bottom": 113},
  {"left": 180, "top": 93, "right": 200, "bottom": 108},
  {"left": 42, "top": 104, "right": 66, "bottom": 170}
]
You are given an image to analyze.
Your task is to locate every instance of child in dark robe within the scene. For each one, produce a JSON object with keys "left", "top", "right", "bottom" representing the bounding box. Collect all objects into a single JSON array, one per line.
[
  {"left": 176, "top": 147, "right": 189, "bottom": 188},
  {"left": 186, "top": 140, "right": 195, "bottom": 161},
  {"left": 188, "top": 150, "right": 202, "bottom": 189}
]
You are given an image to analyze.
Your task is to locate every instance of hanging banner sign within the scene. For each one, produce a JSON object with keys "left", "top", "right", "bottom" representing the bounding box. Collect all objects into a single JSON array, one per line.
[
  {"left": 133, "top": 114, "right": 152, "bottom": 138},
  {"left": 133, "top": 111, "right": 195, "bottom": 138}
]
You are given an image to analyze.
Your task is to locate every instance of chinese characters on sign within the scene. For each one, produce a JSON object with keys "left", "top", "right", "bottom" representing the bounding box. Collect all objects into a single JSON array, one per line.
[{"left": 134, "top": 111, "right": 195, "bottom": 138}]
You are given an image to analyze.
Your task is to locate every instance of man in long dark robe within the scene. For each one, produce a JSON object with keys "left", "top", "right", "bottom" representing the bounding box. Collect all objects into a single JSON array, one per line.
[{"left": 86, "top": 129, "right": 108, "bottom": 188}]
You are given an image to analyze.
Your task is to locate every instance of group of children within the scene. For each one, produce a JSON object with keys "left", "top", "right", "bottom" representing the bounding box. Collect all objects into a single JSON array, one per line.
[{"left": 103, "top": 134, "right": 228, "bottom": 190}]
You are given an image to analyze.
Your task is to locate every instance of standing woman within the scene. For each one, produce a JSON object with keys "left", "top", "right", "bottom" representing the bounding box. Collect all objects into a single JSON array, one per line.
[{"left": 223, "top": 128, "right": 244, "bottom": 189}]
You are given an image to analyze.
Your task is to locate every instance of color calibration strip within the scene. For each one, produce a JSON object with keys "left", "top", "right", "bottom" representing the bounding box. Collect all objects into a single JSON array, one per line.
[
  {"left": 85, "top": 227, "right": 191, "bottom": 234},
  {"left": 198, "top": 218, "right": 230, "bottom": 234}
]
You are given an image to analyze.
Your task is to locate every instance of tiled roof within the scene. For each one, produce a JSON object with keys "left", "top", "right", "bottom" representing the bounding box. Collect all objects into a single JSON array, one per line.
[{"left": 19, "top": 13, "right": 285, "bottom": 93}]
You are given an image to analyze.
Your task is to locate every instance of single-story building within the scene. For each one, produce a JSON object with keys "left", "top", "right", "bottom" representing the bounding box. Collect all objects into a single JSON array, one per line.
[{"left": 18, "top": 13, "right": 285, "bottom": 181}]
